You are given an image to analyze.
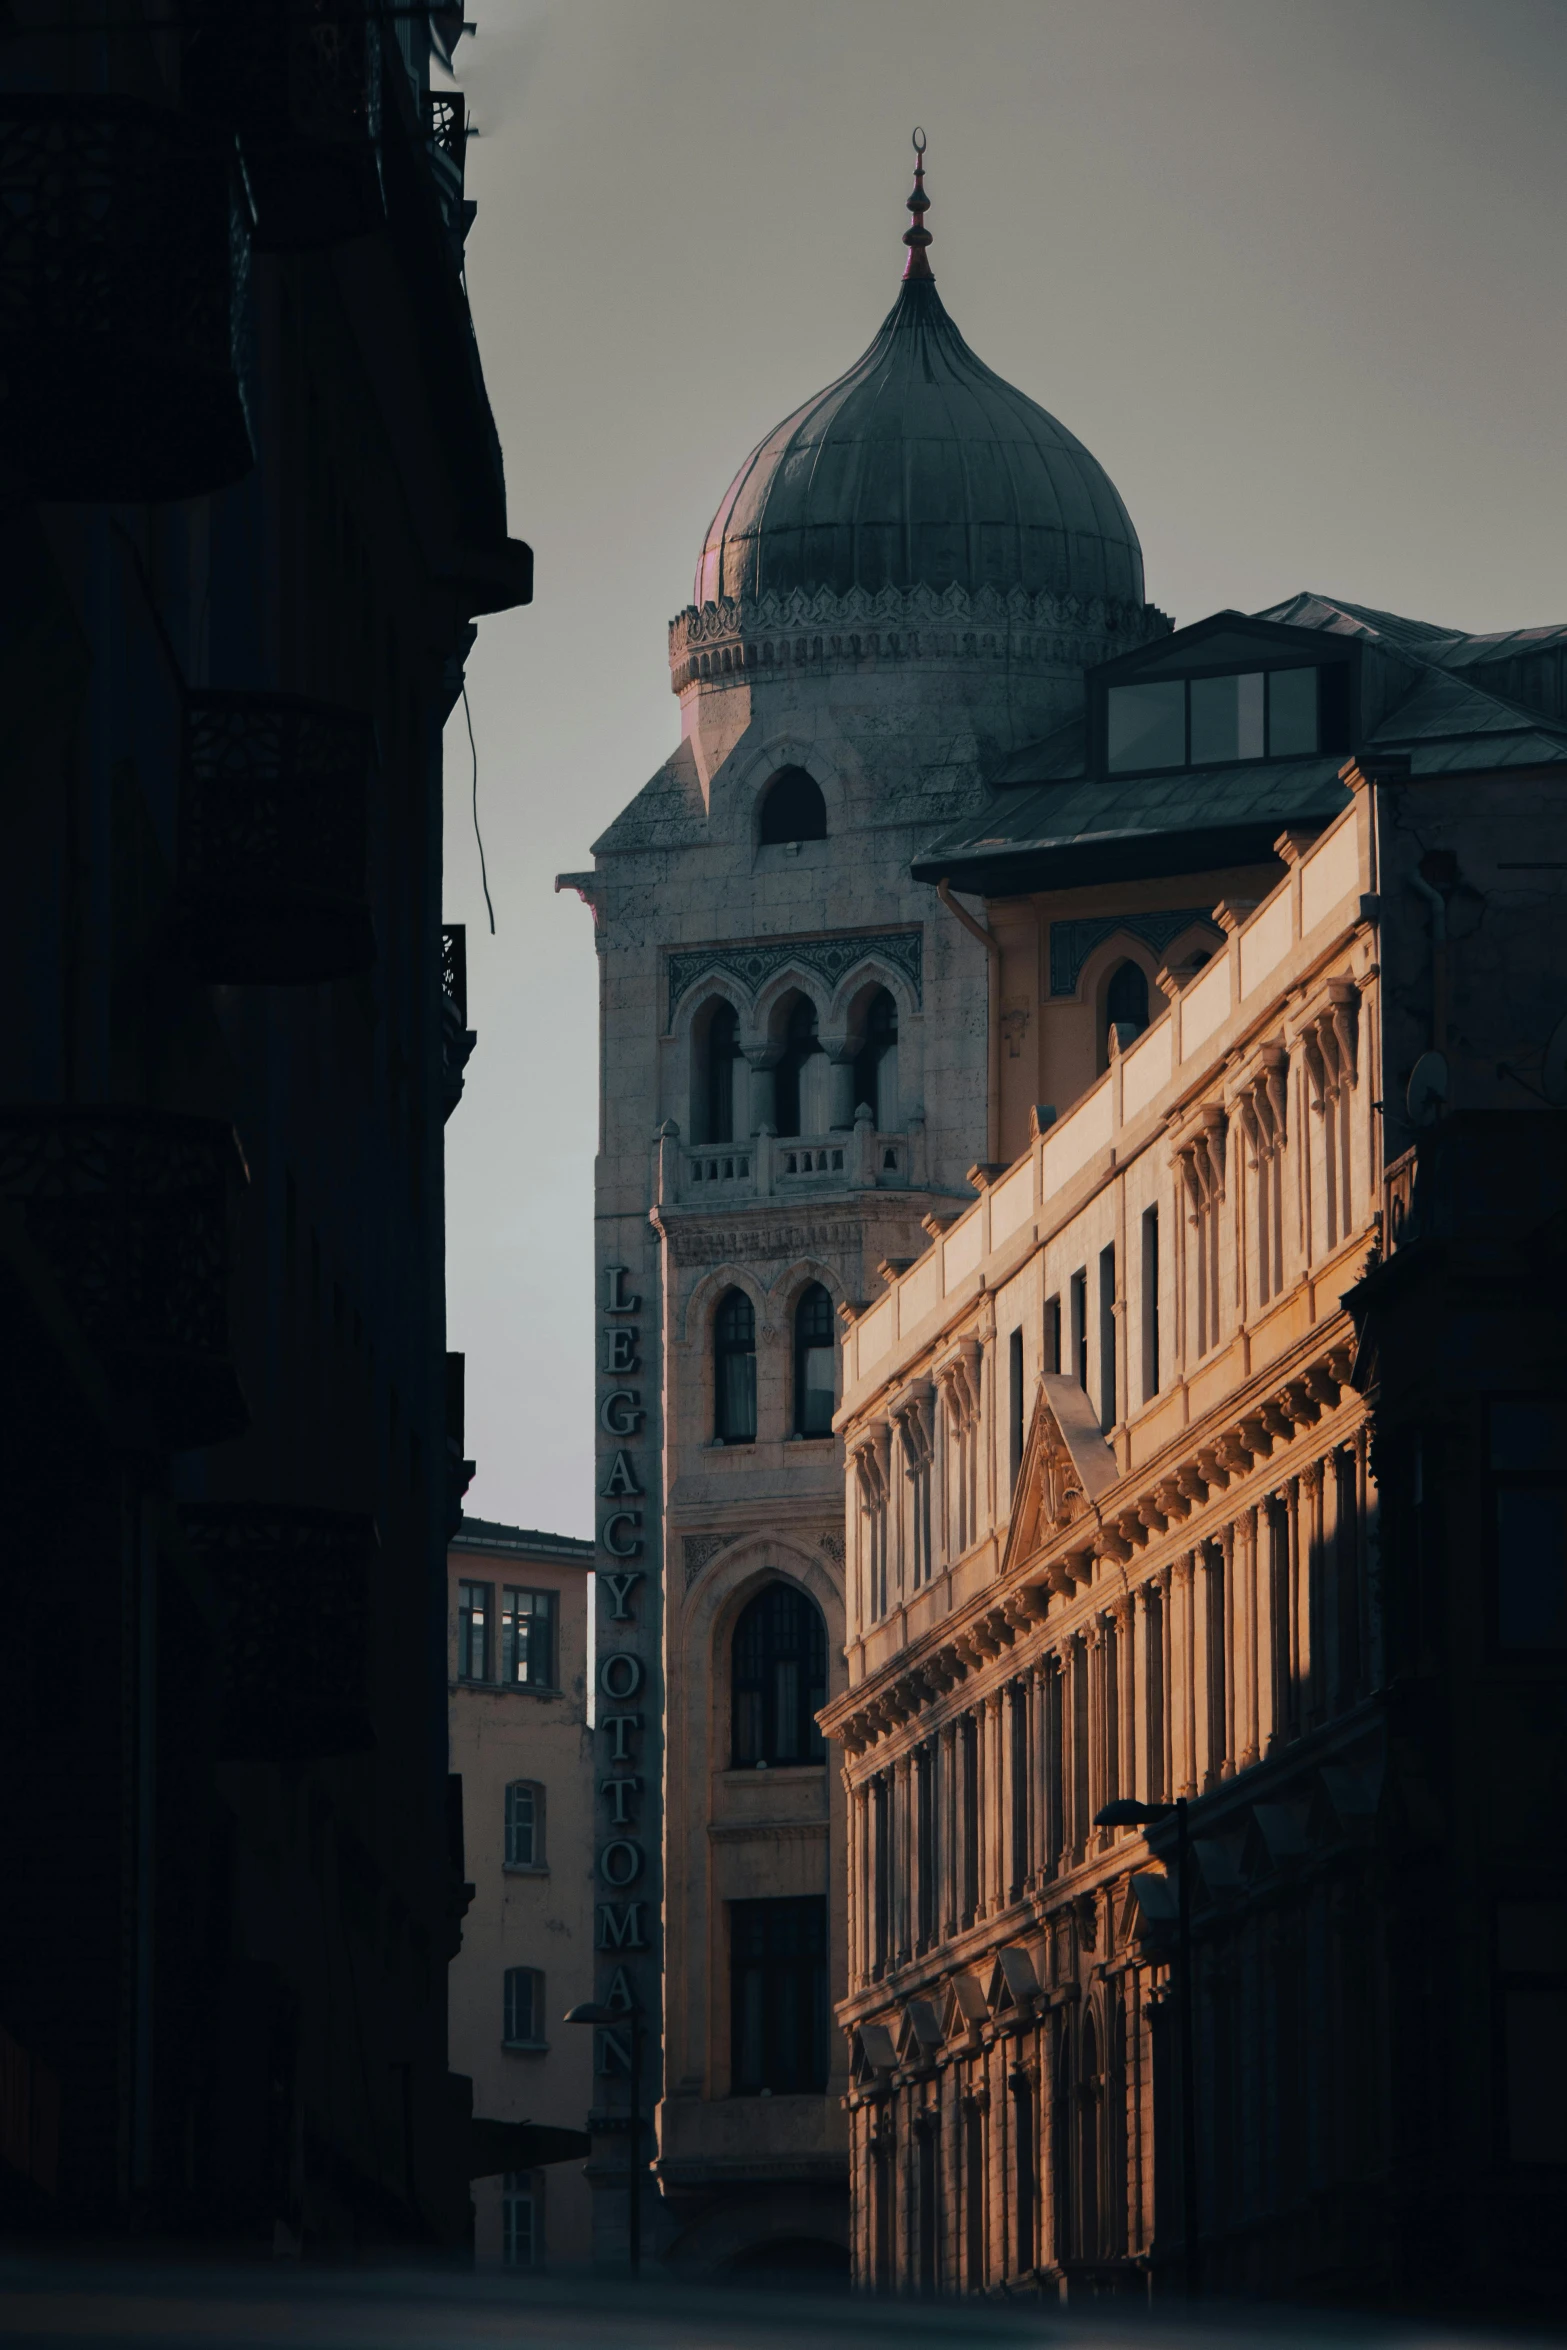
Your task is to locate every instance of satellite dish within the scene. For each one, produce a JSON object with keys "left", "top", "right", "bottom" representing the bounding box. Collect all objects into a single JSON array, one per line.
[
  {"left": 1543, "top": 1014, "right": 1567, "bottom": 1107},
  {"left": 1406, "top": 1050, "right": 1449, "bottom": 1127}
]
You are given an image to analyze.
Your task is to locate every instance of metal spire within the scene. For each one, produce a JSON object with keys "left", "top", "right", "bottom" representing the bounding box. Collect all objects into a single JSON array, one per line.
[{"left": 902, "top": 127, "right": 933, "bottom": 281}]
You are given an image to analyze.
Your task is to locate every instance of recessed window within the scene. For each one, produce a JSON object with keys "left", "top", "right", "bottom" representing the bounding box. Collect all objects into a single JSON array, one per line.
[
  {"left": 701, "top": 999, "right": 744, "bottom": 1145},
  {"left": 793, "top": 1282, "right": 836, "bottom": 1436},
  {"left": 505, "top": 1780, "right": 544, "bottom": 1868},
  {"left": 714, "top": 1287, "right": 757, "bottom": 1443},
  {"left": 730, "top": 1895, "right": 828, "bottom": 2094},
  {"left": 731, "top": 1581, "right": 827, "bottom": 1766},
  {"left": 503, "top": 1965, "right": 545, "bottom": 2048},
  {"left": 501, "top": 1587, "right": 556, "bottom": 1687},
  {"left": 774, "top": 997, "right": 827, "bottom": 1138},
  {"left": 759, "top": 766, "right": 827, "bottom": 845},
  {"left": 457, "top": 1580, "right": 491, "bottom": 1682},
  {"left": 1105, "top": 665, "right": 1329, "bottom": 775},
  {"left": 502, "top": 2172, "right": 539, "bottom": 2266},
  {"left": 852, "top": 989, "right": 899, "bottom": 1129}
]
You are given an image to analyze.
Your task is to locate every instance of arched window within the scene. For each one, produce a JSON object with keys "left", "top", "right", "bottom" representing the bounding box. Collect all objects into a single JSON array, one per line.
[
  {"left": 793, "top": 1281, "right": 836, "bottom": 1436},
  {"left": 759, "top": 766, "right": 827, "bottom": 845},
  {"left": 702, "top": 999, "right": 743, "bottom": 1144},
  {"left": 730, "top": 1582, "right": 827, "bottom": 1765},
  {"left": 851, "top": 987, "right": 899, "bottom": 1129},
  {"left": 714, "top": 1287, "right": 756, "bottom": 1443},
  {"left": 1101, "top": 958, "right": 1150, "bottom": 1069},
  {"left": 773, "top": 996, "right": 827, "bottom": 1137}
]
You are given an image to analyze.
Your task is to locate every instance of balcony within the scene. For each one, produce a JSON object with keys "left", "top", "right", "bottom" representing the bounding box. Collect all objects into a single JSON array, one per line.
[
  {"left": 181, "top": 1505, "right": 377, "bottom": 1761},
  {"left": 441, "top": 924, "right": 476, "bottom": 1120},
  {"left": 172, "top": 691, "right": 376, "bottom": 985},
  {"left": 675, "top": 1120, "right": 919, "bottom": 1206},
  {"left": 0, "top": 96, "right": 253, "bottom": 502},
  {"left": 0, "top": 1110, "right": 247, "bottom": 1449},
  {"left": 182, "top": 1, "right": 384, "bottom": 253}
]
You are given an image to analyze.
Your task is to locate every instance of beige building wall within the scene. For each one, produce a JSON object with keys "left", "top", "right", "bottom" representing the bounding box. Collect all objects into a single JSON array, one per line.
[{"left": 447, "top": 1520, "right": 596, "bottom": 2269}]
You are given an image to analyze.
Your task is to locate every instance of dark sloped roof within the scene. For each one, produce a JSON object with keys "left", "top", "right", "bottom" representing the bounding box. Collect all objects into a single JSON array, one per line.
[
  {"left": 694, "top": 274, "right": 1144, "bottom": 610},
  {"left": 917, "top": 591, "right": 1567, "bottom": 893},
  {"left": 451, "top": 1516, "right": 594, "bottom": 1562}
]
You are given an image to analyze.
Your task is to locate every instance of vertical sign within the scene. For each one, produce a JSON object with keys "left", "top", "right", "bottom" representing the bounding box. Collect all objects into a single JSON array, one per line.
[{"left": 595, "top": 1260, "right": 653, "bottom": 2073}]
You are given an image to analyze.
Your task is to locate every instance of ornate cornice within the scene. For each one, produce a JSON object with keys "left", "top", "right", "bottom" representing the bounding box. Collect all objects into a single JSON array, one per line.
[{"left": 668, "top": 582, "right": 1171, "bottom": 695}]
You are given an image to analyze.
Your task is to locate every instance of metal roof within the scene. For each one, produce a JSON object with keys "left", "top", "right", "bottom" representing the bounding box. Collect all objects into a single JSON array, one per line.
[
  {"left": 692, "top": 273, "right": 1145, "bottom": 612},
  {"left": 450, "top": 1515, "right": 594, "bottom": 1563}
]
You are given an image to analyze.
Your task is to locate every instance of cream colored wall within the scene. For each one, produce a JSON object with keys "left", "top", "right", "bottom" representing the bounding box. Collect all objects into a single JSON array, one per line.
[{"left": 447, "top": 1539, "right": 596, "bottom": 2269}]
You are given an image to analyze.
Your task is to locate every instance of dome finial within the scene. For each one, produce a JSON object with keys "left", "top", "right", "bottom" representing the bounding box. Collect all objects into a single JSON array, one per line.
[{"left": 902, "top": 126, "right": 933, "bottom": 281}]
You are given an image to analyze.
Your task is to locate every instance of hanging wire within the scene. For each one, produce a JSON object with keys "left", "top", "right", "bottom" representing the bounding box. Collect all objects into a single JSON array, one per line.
[{"left": 462, "top": 681, "right": 495, "bottom": 935}]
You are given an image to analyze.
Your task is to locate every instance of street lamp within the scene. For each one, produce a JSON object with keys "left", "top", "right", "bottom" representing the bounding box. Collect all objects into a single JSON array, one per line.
[
  {"left": 564, "top": 1998, "right": 643, "bottom": 2278},
  {"left": 1094, "top": 1795, "right": 1200, "bottom": 2301}
]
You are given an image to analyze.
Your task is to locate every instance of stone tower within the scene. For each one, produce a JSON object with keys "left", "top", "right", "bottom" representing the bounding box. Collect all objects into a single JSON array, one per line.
[{"left": 563, "top": 142, "right": 1165, "bottom": 2274}]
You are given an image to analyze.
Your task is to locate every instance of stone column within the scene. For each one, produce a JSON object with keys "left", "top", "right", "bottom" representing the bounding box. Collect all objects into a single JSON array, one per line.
[
  {"left": 1219, "top": 1519, "right": 1237, "bottom": 1778},
  {"left": 940, "top": 1720, "right": 958, "bottom": 1937},
  {"left": 1173, "top": 1555, "right": 1197, "bottom": 1799},
  {"left": 1113, "top": 1597, "right": 1136, "bottom": 1809},
  {"left": 1299, "top": 1458, "right": 1324, "bottom": 1726},
  {"left": 744, "top": 1049, "right": 776, "bottom": 1136},
  {"left": 825, "top": 1044, "right": 859, "bottom": 1131},
  {"left": 984, "top": 1690, "right": 1004, "bottom": 1915},
  {"left": 893, "top": 1751, "right": 912, "bottom": 1967},
  {"left": 1236, "top": 1508, "right": 1259, "bottom": 1768}
]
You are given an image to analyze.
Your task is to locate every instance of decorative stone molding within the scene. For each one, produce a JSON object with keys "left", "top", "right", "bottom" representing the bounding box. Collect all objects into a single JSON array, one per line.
[
  {"left": 668, "top": 927, "right": 922, "bottom": 1027},
  {"left": 1049, "top": 908, "right": 1219, "bottom": 999},
  {"left": 683, "top": 1533, "right": 728, "bottom": 1588},
  {"left": 667, "top": 580, "right": 1170, "bottom": 696}
]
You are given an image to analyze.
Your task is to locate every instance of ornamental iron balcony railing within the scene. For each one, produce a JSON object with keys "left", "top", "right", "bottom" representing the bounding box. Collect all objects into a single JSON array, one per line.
[
  {"left": 181, "top": 1504, "right": 376, "bottom": 1761},
  {"left": 183, "top": 0, "right": 384, "bottom": 253},
  {"left": 421, "top": 88, "right": 467, "bottom": 234},
  {"left": 174, "top": 690, "right": 376, "bottom": 985},
  {"left": 0, "top": 96, "right": 254, "bottom": 502},
  {"left": 441, "top": 923, "right": 476, "bottom": 1120},
  {"left": 0, "top": 1110, "right": 248, "bottom": 1449}
]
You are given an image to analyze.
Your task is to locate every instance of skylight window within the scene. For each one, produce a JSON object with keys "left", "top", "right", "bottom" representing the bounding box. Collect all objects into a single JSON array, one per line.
[{"left": 1106, "top": 665, "right": 1324, "bottom": 775}]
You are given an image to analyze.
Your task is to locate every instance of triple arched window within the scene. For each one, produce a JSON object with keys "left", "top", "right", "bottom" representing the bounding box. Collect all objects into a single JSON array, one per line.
[{"left": 731, "top": 1581, "right": 827, "bottom": 1766}]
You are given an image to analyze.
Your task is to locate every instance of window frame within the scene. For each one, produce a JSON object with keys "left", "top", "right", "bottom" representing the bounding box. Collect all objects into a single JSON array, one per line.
[
  {"left": 501, "top": 1586, "right": 557, "bottom": 1690},
  {"left": 728, "top": 1893, "right": 830, "bottom": 2096},
  {"left": 713, "top": 1285, "right": 758, "bottom": 1444},
  {"left": 792, "top": 1281, "right": 837, "bottom": 1439},
  {"left": 502, "top": 1964, "right": 547, "bottom": 2051},
  {"left": 729, "top": 1580, "right": 828, "bottom": 1769},
  {"left": 501, "top": 2170, "right": 541, "bottom": 2267},
  {"left": 457, "top": 1579, "right": 492, "bottom": 1683},
  {"left": 504, "top": 1778, "right": 546, "bottom": 1871}
]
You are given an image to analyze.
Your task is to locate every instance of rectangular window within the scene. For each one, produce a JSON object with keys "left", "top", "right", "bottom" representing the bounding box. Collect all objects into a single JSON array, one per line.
[
  {"left": 502, "top": 1587, "right": 557, "bottom": 1687},
  {"left": 1190, "top": 669, "right": 1264, "bottom": 764},
  {"left": 1043, "top": 1294, "right": 1061, "bottom": 1376},
  {"left": 1140, "top": 1206, "right": 1160, "bottom": 1402},
  {"left": 502, "top": 2172, "right": 538, "bottom": 2267},
  {"left": 1097, "top": 1245, "right": 1117, "bottom": 1431},
  {"left": 503, "top": 1966, "right": 544, "bottom": 2048},
  {"left": 505, "top": 1780, "right": 542, "bottom": 1868},
  {"left": 458, "top": 1580, "right": 491, "bottom": 1682},
  {"left": 1489, "top": 1398, "right": 1567, "bottom": 1650},
  {"left": 1106, "top": 678, "right": 1185, "bottom": 774},
  {"left": 1069, "top": 1270, "right": 1087, "bottom": 1395},
  {"left": 1106, "top": 664, "right": 1325, "bottom": 775},
  {"left": 1008, "top": 1326, "right": 1024, "bottom": 1494},
  {"left": 729, "top": 1896, "right": 828, "bottom": 2094}
]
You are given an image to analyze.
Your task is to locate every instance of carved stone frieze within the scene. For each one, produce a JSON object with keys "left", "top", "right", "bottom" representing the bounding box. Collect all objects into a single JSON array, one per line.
[{"left": 667, "top": 927, "right": 923, "bottom": 1026}]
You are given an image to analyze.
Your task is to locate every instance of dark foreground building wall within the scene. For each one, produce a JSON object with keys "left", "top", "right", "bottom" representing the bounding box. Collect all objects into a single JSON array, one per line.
[{"left": 0, "top": 2, "right": 528, "bottom": 2248}]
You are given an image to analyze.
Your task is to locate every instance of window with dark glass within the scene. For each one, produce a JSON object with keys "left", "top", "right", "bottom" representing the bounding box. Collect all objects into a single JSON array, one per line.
[
  {"left": 852, "top": 988, "right": 899, "bottom": 1127},
  {"left": 758, "top": 766, "right": 827, "bottom": 845},
  {"left": 505, "top": 1780, "right": 543, "bottom": 1868},
  {"left": 730, "top": 1895, "right": 828, "bottom": 2093},
  {"left": 457, "top": 1580, "right": 491, "bottom": 1681},
  {"left": 1106, "top": 664, "right": 1330, "bottom": 775},
  {"left": 703, "top": 999, "right": 743, "bottom": 1144},
  {"left": 773, "top": 997, "right": 824, "bottom": 1137},
  {"left": 503, "top": 1965, "right": 544, "bottom": 2047},
  {"left": 1104, "top": 959, "right": 1150, "bottom": 1062},
  {"left": 714, "top": 1287, "right": 757, "bottom": 1443},
  {"left": 793, "top": 1282, "right": 836, "bottom": 1436},
  {"left": 501, "top": 1587, "right": 555, "bottom": 1686},
  {"left": 731, "top": 1581, "right": 827, "bottom": 1766},
  {"left": 1488, "top": 1397, "right": 1567, "bottom": 1649},
  {"left": 502, "top": 2173, "right": 538, "bottom": 2267}
]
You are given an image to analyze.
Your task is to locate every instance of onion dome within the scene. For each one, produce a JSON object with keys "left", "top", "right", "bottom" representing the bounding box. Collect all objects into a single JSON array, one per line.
[{"left": 693, "top": 134, "right": 1145, "bottom": 612}]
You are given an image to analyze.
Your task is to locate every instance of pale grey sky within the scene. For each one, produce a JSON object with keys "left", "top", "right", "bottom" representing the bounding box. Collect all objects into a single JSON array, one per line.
[{"left": 441, "top": 0, "right": 1567, "bottom": 1538}]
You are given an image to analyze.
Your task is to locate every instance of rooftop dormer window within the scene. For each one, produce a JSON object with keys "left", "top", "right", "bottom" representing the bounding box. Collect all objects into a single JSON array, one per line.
[{"left": 1107, "top": 661, "right": 1338, "bottom": 775}]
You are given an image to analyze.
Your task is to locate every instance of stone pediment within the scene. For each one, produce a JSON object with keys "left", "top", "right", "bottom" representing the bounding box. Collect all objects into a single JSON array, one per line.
[{"left": 1000, "top": 1372, "right": 1120, "bottom": 1577}]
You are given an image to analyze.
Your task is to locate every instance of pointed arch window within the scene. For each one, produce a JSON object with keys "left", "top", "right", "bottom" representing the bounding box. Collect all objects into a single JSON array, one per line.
[
  {"left": 793, "top": 1282, "right": 836, "bottom": 1437},
  {"left": 774, "top": 997, "right": 827, "bottom": 1137},
  {"left": 759, "top": 766, "right": 826, "bottom": 845},
  {"left": 714, "top": 1287, "right": 756, "bottom": 1443},
  {"left": 852, "top": 988, "right": 899, "bottom": 1130},
  {"left": 702, "top": 999, "right": 743, "bottom": 1145},
  {"left": 731, "top": 1581, "right": 827, "bottom": 1766},
  {"left": 1102, "top": 958, "right": 1150, "bottom": 1068}
]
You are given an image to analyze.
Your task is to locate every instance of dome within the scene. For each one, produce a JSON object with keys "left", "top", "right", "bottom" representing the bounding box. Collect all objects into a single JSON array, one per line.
[{"left": 693, "top": 177, "right": 1145, "bottom": 613}]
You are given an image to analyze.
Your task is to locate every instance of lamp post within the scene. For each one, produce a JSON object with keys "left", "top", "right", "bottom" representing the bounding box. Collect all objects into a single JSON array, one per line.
[
  {"left": 1094, "top": 1795, "right": 1199, "bottom": 2301},
  {"left": 565, "top": 1997, "right": 643, "bottom": 2278}
]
